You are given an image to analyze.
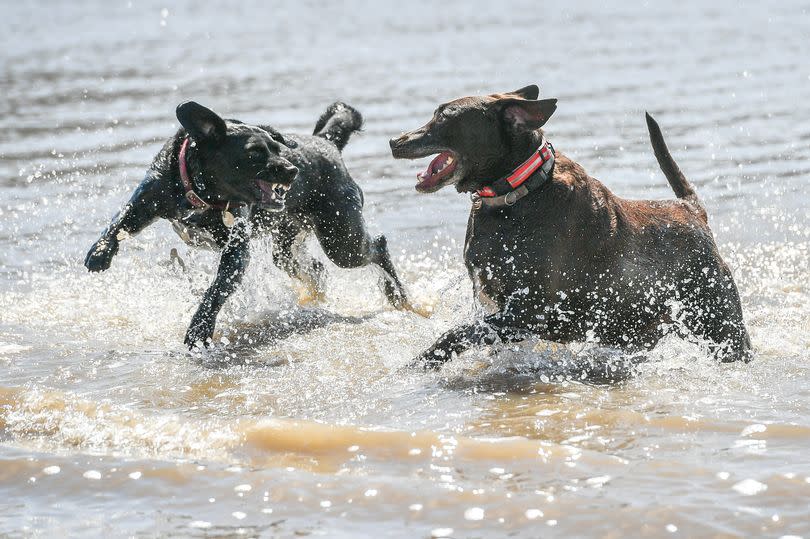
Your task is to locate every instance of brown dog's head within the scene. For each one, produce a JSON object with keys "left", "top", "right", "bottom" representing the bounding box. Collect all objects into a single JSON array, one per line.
[{"left": 389, "top": 85, "right": 556, "bottom": 193}]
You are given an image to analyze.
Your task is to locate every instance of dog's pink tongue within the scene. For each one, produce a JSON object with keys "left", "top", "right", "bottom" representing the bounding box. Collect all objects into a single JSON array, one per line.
[
  {"left": 416, "top": 152, "right": 451, "bottom": 191},
  {"left": 417, "top": 169, "right": 439, "bottom": 191},
  {"left": 256, "top": 180, "right": 275, "bottom": 205}
]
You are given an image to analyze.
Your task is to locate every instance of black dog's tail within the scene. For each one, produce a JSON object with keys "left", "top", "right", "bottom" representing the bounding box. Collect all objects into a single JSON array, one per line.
[
  {"left": 645, "top": 112, "right": 704, "bottom": 210},
  {"left": 313, "top": 102, "right": 363, "bottom": 152}
]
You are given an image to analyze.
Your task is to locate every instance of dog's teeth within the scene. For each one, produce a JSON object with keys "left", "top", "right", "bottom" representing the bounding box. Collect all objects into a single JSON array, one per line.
[{"left": 446, "top": 156, "right": 454, "bottom": 165}]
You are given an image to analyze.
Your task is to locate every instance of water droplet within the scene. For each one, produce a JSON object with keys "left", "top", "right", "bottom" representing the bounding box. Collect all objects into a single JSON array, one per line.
[
  {"left": 585, "top": 475, "right": 611, "bottom": 487},
  {"left": 234, "top": 484, "right": 252, "bottom": 493},
  {"left": 364, "top": 489, "right": 378, "bottom": 497},
  {"left": 431, "top": 528, "right": 453, "bottom": 538},
  {"left": 83, "top": 470, "right": 101, "bottom": 480},
  {"left": 232, "top": 511, "right": 246, "bottom": 520},
  {"left": 525, "top": 509, "right": 543, "bottom": 520},
  {"left": 189, "top": 521, "right": 211, "bottom": 529},
  {"left": 741, "top": 424, "right": 767, "bottom": 437},
  {"left": 732, "top": 478, "right": 767, "bottom": 495},
  {"left": 43, "top": 466, "right": 60, "bottom": 475},
  {"left": 128, "top": 471, "right": 142, "bottom": 480}
]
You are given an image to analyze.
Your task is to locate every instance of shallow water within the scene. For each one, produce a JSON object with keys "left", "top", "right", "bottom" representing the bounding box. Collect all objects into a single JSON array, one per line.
[{"left": 2, "top": 1, "right": 810, "bottom": 537}]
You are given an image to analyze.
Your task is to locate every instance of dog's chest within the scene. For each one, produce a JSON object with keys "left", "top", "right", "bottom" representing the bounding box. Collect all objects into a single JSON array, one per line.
[
  {"left": 170, "top": 211, "right": 223, "bottom": 249},
  {"left": 464, "top": 209, "right": 542, "bottom": 304}
]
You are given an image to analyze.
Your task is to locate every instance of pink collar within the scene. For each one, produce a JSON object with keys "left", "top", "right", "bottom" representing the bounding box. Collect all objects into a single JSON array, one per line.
[{"left": 178, "top": 137, "right": 233, "bottom": 210}]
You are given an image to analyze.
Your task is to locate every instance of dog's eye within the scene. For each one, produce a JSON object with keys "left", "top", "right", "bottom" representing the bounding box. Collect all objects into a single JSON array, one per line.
[
  {"left": 247, "top": 148, "right": 266, "bottom": 161},
  {"left": 436, "top": 107, "right": 456, "bottom": 124}
]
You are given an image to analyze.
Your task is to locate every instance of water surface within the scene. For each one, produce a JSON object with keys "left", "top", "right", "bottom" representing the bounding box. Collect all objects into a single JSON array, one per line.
[{"left": 1, "top": 1, "right": 809, "bottom": 537}]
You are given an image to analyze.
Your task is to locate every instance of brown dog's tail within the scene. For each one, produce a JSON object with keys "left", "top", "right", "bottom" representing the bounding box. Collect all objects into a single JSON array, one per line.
[
  {"left": 645, "top": 112, "right": 703, "bottom": 208},
  {"left": 313, "top": 102, "right": 363, "bottom": 152}
]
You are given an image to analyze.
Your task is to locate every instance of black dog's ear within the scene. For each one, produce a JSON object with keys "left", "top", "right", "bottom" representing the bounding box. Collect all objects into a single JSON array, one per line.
[
  {"left": 507, "top": 84, "right": 540, "bottom": 100},
  {"left": 501, "top": 98, "right": 557, "bottom": 130},
  {"left": 176, "top": 101, "right": 227, "bottom": 142},
  {"left": 264, "top": 126, "right": 298, "bottom": 149}
]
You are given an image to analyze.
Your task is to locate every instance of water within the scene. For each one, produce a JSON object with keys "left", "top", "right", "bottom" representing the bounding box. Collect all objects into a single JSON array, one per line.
[{"left": 2, "top": 1, "right": 809, "bottom": 536}]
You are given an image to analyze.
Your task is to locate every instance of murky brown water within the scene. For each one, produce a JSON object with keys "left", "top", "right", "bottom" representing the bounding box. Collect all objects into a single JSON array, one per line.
[{"left": 2, "top": 1, "right": 810, "bottom": 537}]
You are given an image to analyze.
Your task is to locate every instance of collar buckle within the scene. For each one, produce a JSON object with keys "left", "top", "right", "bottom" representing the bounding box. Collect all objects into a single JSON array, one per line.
[{"left": 471, "top": 192, "right": 483, "bottom": 210}]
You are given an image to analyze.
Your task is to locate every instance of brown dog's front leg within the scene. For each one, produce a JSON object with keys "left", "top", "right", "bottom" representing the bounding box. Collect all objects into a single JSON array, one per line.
[{"left": 412, "top": 312, "right": 531, "bottom": 370}]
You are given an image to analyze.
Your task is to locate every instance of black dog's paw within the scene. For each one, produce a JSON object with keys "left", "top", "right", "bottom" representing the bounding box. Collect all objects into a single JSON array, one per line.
[
  {"left": 84, "top": 237, "right": 119, "bottom": 272},
  {"left": 184, "top": 314, "right": 215, "bottom": 349}
]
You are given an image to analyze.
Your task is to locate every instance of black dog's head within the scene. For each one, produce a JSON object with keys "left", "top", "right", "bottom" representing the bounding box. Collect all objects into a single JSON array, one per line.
[
  {"left": 176, "top": 101, "right": 299, "bottom": 211},
  {"left": 389, "top": 85, "right": 557, "bottom": 193}
]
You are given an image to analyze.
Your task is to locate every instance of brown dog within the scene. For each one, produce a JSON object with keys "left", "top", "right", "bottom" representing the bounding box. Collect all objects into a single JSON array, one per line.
[{"left": 390, "top": 85, "right": 751, "bottom": 368}]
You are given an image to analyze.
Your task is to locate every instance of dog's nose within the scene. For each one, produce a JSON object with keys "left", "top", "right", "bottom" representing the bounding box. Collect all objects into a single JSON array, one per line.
[
  {"left": 389, "top": 133, "right": 410, "bottom": 149},
  {"left": 284, "top": 164, "right": 298, "bottom": 180}
]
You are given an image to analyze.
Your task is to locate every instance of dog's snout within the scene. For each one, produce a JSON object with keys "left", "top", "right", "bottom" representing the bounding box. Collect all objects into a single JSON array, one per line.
[
  {"left": 282, "top": 164, "right": 299, "bottom": 182},
  {"left": 389, "top": 133, "right": 409, "bottom": 150},
  {"left": 267, "top": 160, "right": 298, "bottom": 182}
]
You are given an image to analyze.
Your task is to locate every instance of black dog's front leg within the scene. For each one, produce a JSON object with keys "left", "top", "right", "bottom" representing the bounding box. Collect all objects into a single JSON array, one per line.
[
  {"left": 85, "top": 173, "right": 171, "bottom": 272},
  {"left": 412, "top": 312, "right": 531, "bottom": 370},
  {"left": 184, "top": 214, "right": 251, "bottom": 348}
]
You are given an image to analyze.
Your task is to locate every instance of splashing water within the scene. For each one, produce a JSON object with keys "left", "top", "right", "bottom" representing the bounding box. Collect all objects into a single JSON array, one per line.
[{"left": 2, "top": 1, "right": 810, "bottom": 536}]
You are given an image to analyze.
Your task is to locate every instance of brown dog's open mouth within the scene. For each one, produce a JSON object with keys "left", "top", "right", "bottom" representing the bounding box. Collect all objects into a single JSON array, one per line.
[
  {"left": 256, "top": 180, "right": 290, "bottom": 210},
  {"left": 417, "top": 151, "right": 458, "bottom": 192}
]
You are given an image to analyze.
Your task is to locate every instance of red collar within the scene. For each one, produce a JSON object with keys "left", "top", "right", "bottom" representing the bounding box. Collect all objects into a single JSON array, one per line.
[
  {"left": 178, "top": 137, "right": 233, "bottom": 211},
  {"left": 474, "top": 138, "right": 555, "bottom": 206}
]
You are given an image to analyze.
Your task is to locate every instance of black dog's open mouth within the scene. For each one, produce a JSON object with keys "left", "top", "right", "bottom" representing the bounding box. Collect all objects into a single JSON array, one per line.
[
  {"left": 417, "top": 151, "right": 458, "bottom": 193},
  {"left": 256, "top": 180, "right": 290, "bottom": 210}
]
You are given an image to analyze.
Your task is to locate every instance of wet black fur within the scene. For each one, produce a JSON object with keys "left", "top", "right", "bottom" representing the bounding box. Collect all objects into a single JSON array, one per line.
[{"left": 85, "top": 101, "right": 409, "bottom": 347}]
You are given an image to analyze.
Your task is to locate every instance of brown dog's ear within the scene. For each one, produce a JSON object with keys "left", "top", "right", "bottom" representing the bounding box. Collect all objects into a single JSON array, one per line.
[
  {"left": 507, "top": 84, "right": 540, "bottom": 100},
  {"left": 176, "top": 101, "right": 227, "bottom": 142},
  {"left": 501, "top": 98, "right": 557, "bottom": 130}
]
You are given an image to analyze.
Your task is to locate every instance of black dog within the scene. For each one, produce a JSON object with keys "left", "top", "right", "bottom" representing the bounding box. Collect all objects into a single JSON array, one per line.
[
  {"left": 390, "top": 85, "right": 752, "bottom": 368},
  {"left": 86, "top": 101, "right": 410, "bottom": 347}
]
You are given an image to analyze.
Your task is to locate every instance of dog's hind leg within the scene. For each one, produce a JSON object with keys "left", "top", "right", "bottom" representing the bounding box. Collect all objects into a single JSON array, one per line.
[
  {"left": 679, "top": 262, "right": 753, "bottom": 362},
  {"left": 369, "top": 233, "right": 409, "bottom": 310},
  {"left": 310, "top": 190, "right": 411, "bottom": 311},
  {"left": 272, "top": 223, "right": 326, "bottom": 305}
]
